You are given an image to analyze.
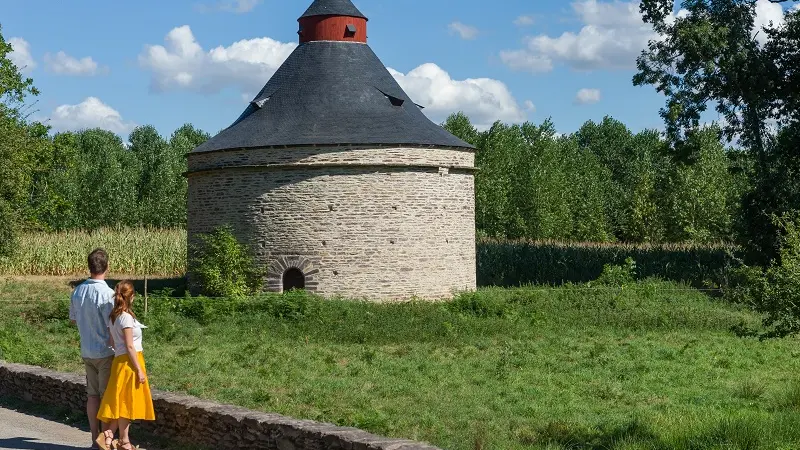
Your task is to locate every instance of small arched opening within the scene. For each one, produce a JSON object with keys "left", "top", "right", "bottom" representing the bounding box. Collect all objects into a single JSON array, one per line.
[{"left": 282, "top": 267, "right": 306, "bottom": 292}]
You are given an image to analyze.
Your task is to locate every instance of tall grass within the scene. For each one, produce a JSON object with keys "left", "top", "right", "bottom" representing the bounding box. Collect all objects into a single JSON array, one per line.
[{"left": 0, "top": 228, "right": 186, "bottom": 277}]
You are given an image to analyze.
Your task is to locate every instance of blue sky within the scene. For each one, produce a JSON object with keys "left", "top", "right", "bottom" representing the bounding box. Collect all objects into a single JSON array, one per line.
[{"left": 2, "top": 0, "right": 793, "bottom": 138}]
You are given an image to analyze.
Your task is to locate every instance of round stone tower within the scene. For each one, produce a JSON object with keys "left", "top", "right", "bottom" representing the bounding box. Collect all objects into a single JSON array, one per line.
[{"left": 187, "top": 0, "right": 476, "bottom": 300}]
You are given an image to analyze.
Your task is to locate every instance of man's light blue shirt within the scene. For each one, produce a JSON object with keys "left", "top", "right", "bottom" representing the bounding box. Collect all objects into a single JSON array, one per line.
[{"left": 69, "top": 279, "right": 115, "bottom": 359}]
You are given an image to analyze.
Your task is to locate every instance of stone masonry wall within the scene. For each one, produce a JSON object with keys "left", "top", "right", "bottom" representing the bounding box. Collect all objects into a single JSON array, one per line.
[
  {"left": 188, "top": 146, "right": 474, "bottom": 173},
  {"left": 0, "top": 361, "right": 441, "bottom": 450},
  {"left": 187, "top": 146, "right": 476, "bottom": 301}
]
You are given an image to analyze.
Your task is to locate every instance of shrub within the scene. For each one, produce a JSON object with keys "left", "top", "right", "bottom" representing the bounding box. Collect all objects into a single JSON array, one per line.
[
  {"left": 448, "top": 291, "right": 510, "bottom": 318},
  {"left": 741, "top": 214, "right": 800, "bottom": 337},
  {"left": 188, "top": 225, "right": 263, "bottom": 298},
  {"left": 593, "top": 257, "right": 637, "bottom": 286}
]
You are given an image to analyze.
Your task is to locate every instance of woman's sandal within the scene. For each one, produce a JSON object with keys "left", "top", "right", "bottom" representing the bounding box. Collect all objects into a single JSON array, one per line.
[
  {"left": 94, "top": 430, "right": 116, "bottom": 450},
  {"left": 118, "top": 441, "right": 138, "bottom": 450}
]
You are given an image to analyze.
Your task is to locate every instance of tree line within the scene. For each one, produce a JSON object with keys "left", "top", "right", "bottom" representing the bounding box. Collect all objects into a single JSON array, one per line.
[
  {"left": 3, "top": 1, "right": 800, "bottom": 270},
  {"left": 443, "top": 114, "right": 748, "bottom": 245}
]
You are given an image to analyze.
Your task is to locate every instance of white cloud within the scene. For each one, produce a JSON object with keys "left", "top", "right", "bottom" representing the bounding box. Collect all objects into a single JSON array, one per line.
[
  {"left": 44, "top": 51, "right": 105, "bottom": 76},
  {"left": 753, "top": 0, "right": 785, "bottom": 44},
  {"left": 514, "top": 15, "right": 535, "bottom": 27},
  {"left": 139, "top": 25, "right": 297, "bottom": 94},
  {"left": 448, "top": 22, "right": 479, "bottom": 40},
  {"left": 8, "top": 37, "right": 36, "bottom": 74},
  {"left": 575, "top": 88, "right": 601, "bottom": 105},
  {"left": 501, "top": 0, "right": 658, "bottom": 73},
  {"left": 197, "top": 0, "right": 261, "bottom": 13},
  {"left": 388, "top": 63, "right": 527, "bottom": 130},
  {"left": 524, "top": 100, "right": 536, "bottom": 112},
  {"left": 46, "top": 97, "right": 136, "bottom": 134},
  {"left": 502, "top": 0, "right": 790, "bottom": 73},
  {"left": 141, "top": 26, "right": 526, "bottom": 130}
]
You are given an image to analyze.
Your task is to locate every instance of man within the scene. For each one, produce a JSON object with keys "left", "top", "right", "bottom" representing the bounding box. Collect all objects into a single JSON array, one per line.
[{"left": 70, "top": 248, "right": 115, "bottom": 449}]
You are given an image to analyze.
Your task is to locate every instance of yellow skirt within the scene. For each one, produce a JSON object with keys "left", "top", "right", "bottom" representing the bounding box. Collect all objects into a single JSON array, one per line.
[{"left": 97, "top": 352, "right": 155, "bottom": 422}]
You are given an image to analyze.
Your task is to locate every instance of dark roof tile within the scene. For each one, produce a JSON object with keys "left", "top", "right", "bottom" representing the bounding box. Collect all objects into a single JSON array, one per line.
[
  {"left": 193, "top": 41, "right": 474, "bottom": 153},
  {"left": 299, "top": 0, "right": 367, "bottom": 20}
]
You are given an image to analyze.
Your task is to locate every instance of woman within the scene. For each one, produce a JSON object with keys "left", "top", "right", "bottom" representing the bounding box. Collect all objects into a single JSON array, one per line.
[{"left": 95, "top": 280, "right": 155, "bottom": 450}]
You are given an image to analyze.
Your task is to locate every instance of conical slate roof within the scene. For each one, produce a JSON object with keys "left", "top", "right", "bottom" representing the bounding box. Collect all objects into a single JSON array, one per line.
[
  {"left": 193, "top": 41, "right": 474, "bottom": 153},
  {"left": 300, "top": 0, "right": 367, "bottom": 20}
]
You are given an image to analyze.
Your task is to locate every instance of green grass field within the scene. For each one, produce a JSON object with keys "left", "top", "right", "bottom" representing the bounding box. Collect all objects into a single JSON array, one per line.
[{"left": 1, "top": 278, "right": 799, "bottom": 449}]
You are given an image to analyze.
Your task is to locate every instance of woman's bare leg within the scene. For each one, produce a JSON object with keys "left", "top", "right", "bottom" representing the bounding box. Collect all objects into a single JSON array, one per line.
[{"left": 118, "top": 418, "right": 131, "bottom": 448}]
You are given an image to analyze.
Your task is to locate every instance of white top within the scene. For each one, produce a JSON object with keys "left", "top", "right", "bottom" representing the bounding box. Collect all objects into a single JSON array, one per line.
[{"left": 108, "top": 312, "right": 147, "bottom": 357}]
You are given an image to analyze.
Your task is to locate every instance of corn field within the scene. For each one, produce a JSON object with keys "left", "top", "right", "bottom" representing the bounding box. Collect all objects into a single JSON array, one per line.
[
  {"left": 0, "top": 228, "right": 187, "bottom": 276},
  {"left": 0, "top": 228, "right": 737, "bottom": 285},
  {"left": 477, "top": 238, "right": 739, "bottom": 288}
]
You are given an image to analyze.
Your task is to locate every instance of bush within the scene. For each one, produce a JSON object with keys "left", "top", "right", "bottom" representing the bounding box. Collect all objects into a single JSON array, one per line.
[
  {"left": 188, "top": 225, "right": 263, "bottom": 298},
  {"left": 449, "top": 291, "right": 510, "bottom": 318},
  {"left": 593, "top": 257, "right": 637, "bottom": 286},
  {"left": 741, "top": 214, "right": 800, "bottom": 337}
]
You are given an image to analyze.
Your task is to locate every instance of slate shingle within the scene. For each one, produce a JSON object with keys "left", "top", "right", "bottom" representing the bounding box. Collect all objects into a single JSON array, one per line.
[
  {"left": 193, "top": 41, "right": 474, "bottom": 153},
  {"left": 300, "top": 0, "right": 367, "bottom": 20}
]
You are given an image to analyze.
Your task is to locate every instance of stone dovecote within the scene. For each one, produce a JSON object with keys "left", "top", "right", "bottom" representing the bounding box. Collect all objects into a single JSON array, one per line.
[{"left": 187, "top": 0, "right": 476, "bottom": 300}]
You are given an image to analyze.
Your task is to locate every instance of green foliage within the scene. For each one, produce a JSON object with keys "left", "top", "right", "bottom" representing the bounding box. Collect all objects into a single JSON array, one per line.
[
  {"left": 448, "top": 112, "right": 743, "bottom": 245},
  {"left": 189, "top": 225, "right": 263, "bottom": 297},
  {"left": 662, "top": 126, "right": 740, "bottom": 243},
  {"left": 0, "top": 24, "right": 39, "bottom": 110},
  {"left": 142, "top": 289, "right": 314, "bottom": 324},
  {"left": 0, "top": 28, "right": 44, "bottom": 257},
  {"left": 0, "top": 200, "right": 16, "bottom": 258},
  {"left": 594, "top": 257, "right": 638, "bottom": 287},
  {"left": 740, "top": 123, "right": 800, "bottom": 264},
  {"left": 738, "top": 213, "right": 800, "bottom": 337},
  {"left": 477, "top": 238, "right": 736, "bottom": 287}
]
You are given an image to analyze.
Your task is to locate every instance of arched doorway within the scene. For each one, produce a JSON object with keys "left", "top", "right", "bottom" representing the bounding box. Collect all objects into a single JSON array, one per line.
[{"left": 282, "top": 267, "right": 306, "bottom": 292}]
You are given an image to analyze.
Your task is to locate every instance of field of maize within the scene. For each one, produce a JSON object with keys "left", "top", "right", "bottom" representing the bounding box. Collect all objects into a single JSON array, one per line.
[
  {"left": 0, "top": 228, "right": 186, "bottom": 277},
  {"left": 0, "top": 228, "right": 736, "bottom": 286}
]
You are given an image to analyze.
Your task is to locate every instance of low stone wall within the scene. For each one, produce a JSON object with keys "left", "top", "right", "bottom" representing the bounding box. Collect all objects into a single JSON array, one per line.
[{"left": 0, "top": 362, "right": 440, "bottom": 450}]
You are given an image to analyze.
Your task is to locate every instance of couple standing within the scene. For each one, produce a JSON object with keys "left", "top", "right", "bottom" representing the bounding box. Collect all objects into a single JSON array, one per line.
[{"left": 69, "top": 248, "right": 155, "bottom": 449}]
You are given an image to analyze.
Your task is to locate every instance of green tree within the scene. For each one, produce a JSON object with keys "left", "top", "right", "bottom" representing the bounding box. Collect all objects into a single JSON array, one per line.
[
  {"left": 27, "top": 132, "right": 80, "bottom": 230},
  {"left": 574, "top": 118, "right": 668, "bottom": 242},
  {"left": 442, "top": 112, "right": 480, "bottom": 146},
  {"left": 661, "top": 126, "right": 737, "bottom": 242},
  {"left": 0, "top": 25, "right": 42, "bottom": 256},
  {"left": 73, "top": 129, "right": 138, "bottom": 229},
  {"left": 636, "top": 0, "right": 800, "bottom": 258},
  {"left": 473, "top": 121, "right": 518, "bottom": 237}
]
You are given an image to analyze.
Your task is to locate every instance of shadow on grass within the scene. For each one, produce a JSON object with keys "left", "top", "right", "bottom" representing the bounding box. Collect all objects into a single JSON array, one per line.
[
  {"left": 68, "top": 278, "right": 187, "bottom": 297},
  {"left": 517, "top": 417, "right": 770, "bottom": 450}
]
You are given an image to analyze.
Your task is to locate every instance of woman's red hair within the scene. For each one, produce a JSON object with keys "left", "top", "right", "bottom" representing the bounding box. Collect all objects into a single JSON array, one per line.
[{"left": 110, "top": 280, "right": 136, "bottom": 324}]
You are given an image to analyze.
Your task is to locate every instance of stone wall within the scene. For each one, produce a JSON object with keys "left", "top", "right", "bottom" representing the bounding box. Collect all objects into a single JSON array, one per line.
[
  {"left": 187, "top": 146, "right": 476, "bottom": 301},
  {"left": 188, "top": 146, "right": 475, "bottom": 173},
  {"left": 0, "top": 361, "right": 440, "bottom": 450}
]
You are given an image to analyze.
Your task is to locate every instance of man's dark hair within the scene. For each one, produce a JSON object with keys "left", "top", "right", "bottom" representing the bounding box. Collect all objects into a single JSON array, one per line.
[{"left": 88, "top": 248, "right": 108, "bottom": 275}]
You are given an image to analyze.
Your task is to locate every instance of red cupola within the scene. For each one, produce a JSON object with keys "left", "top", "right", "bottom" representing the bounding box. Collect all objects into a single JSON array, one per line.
[{"left": 298, "top": 0, "right": 368, "bottom": 44}]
